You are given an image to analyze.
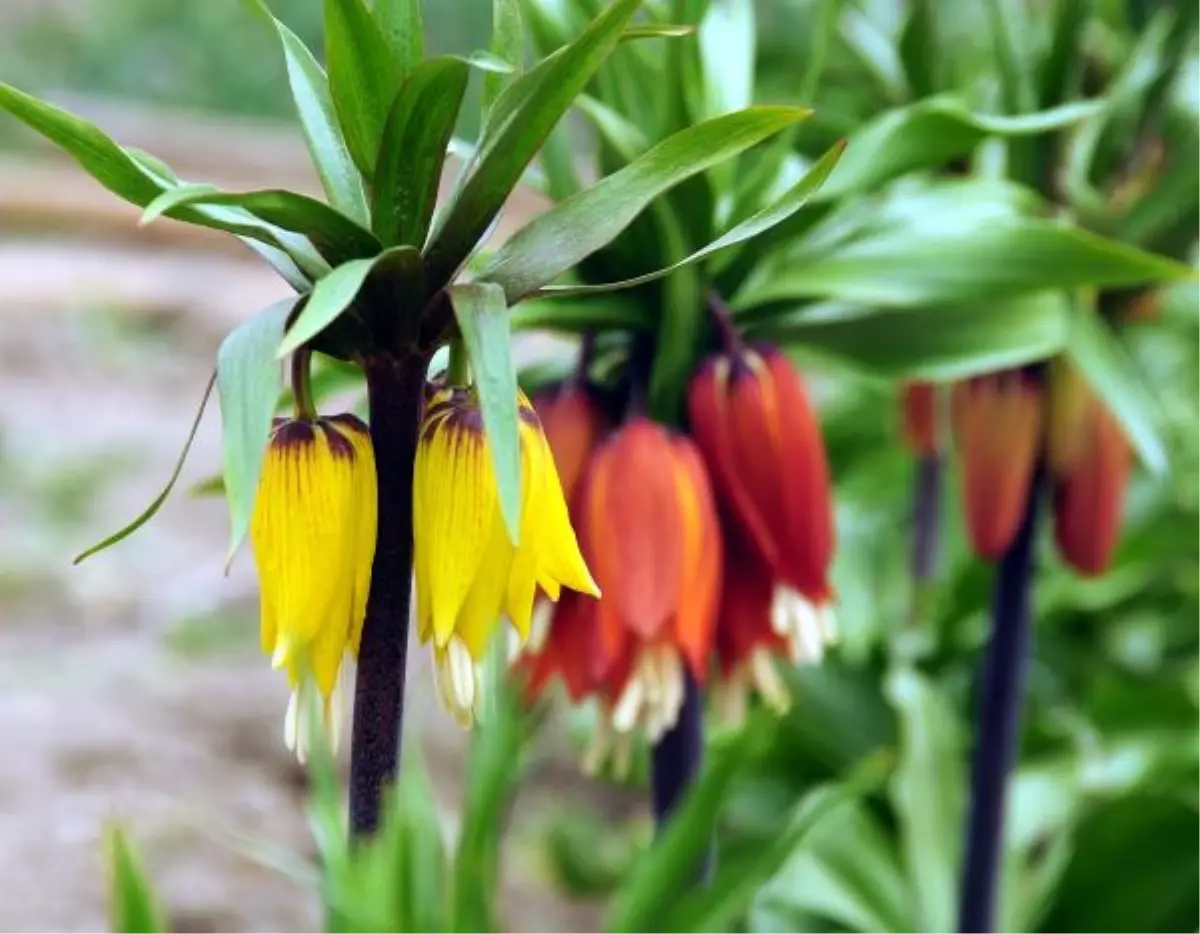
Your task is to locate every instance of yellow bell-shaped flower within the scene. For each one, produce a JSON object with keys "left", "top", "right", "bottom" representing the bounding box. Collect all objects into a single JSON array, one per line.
[
  {"left": 250, "top": 414, "right": 377, "bottom": 761},
  {"left": 413, "top": 386, "right": 599, "bottom": 726}
]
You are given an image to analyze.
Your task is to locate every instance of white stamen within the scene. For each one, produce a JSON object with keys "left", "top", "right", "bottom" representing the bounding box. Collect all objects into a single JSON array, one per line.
[
  {"left": 611, "top": 677, "right": 645, "bottom": 734},
  {"left": 528, "top": 599, "right": 554, "bottom": 653},
  {"left": 750, "top": 647, "right": 792, "bottom": 713},
  {"left": 283, "top": 690, "right": 302, "bottom": 762},
  {"left": 711, "top": 676, "right": 749, "bottom": 728}
]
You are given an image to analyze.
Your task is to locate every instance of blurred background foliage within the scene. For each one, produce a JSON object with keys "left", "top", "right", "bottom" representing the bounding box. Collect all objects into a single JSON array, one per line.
[{"left": 2, "top": 0, "right": 1193, "bottom": 931}]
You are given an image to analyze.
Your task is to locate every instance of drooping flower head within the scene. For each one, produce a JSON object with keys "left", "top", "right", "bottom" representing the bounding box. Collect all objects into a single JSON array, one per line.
[
  {"left": 250, "top": 414, "right": 376, "bottom": 762},
  {"left": 413, "top": 384, "right": 598, "bottom": 727},
  {"left": 583, "top": 418, "right": 723, "bottom": 751},
  {"left": 951, "top": 371, "right": 1043, "bottom": 558},
  {"left": 900, "top": 381, "right": 941, "bottom": 457},
  {"left": 688, "top": 343, "right": 837, "bottom": 665},
  {"left": 1047, "top": 364, "right": 1131, "bottom": 576}
]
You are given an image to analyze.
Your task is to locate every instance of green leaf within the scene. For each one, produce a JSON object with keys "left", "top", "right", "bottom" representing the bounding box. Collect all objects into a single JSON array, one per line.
[
  {"left": 531, "top": 139, "right": 844, "bottom": 299},
  {"left": 982, "top": 0, "right": 1035, "bottom": 114},
  {"left": 217, "top": 299, "right": 295, "bottom": 562},
  {"left": 885, "top": 668, "right": 964, "bottom": 934},
  {"left": 106, "top": 826, "right": 164, "bottom": 934},
  {"left": 247, "top": 0, "right": 369, "bottom": 226},
  {"left": 374, "top": 0, "right": 423, "bottom": 77},
  {"left": 798, "top": 0, "right": 843, "bottom": 103},
  {"left": 510, "top": 294, "right": 650, "bottom": 332},
  {"left": 373, "top": 57, "right": 470, "bottom": 248},
  {"left": 750, "top": 293, "right": 1072, "bottom": 381},
  {"left": 697, "top": 0, "right": 755, "bottom": 118},
  {"left": 755, "top": 800, "right": 913, "bottom": 933},
  {"left": 663, "top": 756, "right": 890, "bottom": 933},
  {"left": 1036, "top": 0, "right": 1089, "bottom": 109},
  {"left": 0, "top": 81, "right": 161, "bottom": 206},
  {"left": 818, "top": 96, "right": 1103, "bottom": 200},
  {"left": 278, "top": 250, "right": 412, "bottom": 358},
  {"left": 479, "top": 105, "right": 811, "bottom": 302},
  {"left": 446, "top": 283, "right": 522, "bottom": 544},
  {"left": 451, "top": 674, "right": 529, "bottom": 932},
  {"left": 74, "top": 374, "right": 215, "bottom": 564},
  {"left": 484, "top": 0, "right": 523, "bottom": 112},
  {"left": 144, "top": 187, "right": 381, "bottom": 267},
  {"left": 422, "top": 0, "right": 644, "bottom": 294},
  {"left": 899, "top": 0, "right": 938, "bottom": 98},
  {"left": 325, "top": 0, "right": 401, "bottom": 177},
  {"left": 735, "top": 219, "right": 1194, "bottom": 309},
  {"left": 1065, "top": 301, "right": 1169, "bottom": 474},
  {"left": 382, "top": 748, "right": 448, "bottom": 932},
  {"left": 607, "top": 716, "right": 775, "bottom": 933}
]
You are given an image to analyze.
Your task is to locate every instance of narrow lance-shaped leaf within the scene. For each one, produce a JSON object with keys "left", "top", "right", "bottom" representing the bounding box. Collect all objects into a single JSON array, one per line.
[
  {"left": 885, "top": 668, "right": 964, "bottom": 934},
  {"left": 751, "top": 294, "right": 1072, "bottom": 382},
  {"left": 735, "top": 218, "right": 1194, "bottom": 309},
  {"left": 606, "top": 716, "right": 777, "bottom": 933},
  {"left": 74, "top": 374, "right": 215, "bottom": 564},
  {"left": 245, "top": 0, "right": 369, "bottom": 226},
  {"left": 483, "top": 0, "right": 524, "bottom": 113},
  {"left": 373, "top": 57, "right": 470, "bottom": 248},
  {"left": 106, "top": 826, "right": 164, "bottom": 934},
  {"left": 697, "top": 0, "right": 755, "bottom": 118},
  {"left": 325, "top": 0, "right": 400, "bottom": 177},
  {"left": 217, "top": 299, "right": 295, "bottom": 562},
  {"left": 422, "top": 0, "right": 645, "bottom": 294},
  {"left": 662, "top": 755, "right": 891, "bottom": 933},
  {"left": 818, "top": 96, "right": 1103, "bottom": 200},
  {"left": 374, "top": 0, "right": 423, "bottom": 77},
  {"left": 446, "top": 283, "right": 522, "bottom": 544},
  {"left": 1064, "top": 301, "right": 1168, "bottom": 474},
  {"left": 143, "top": 187, "right": 382, "bottom": 267},
  {"left": 0, "top": 85, "right": 329, "bottom": 278},
  {"left": 277, "top": 247, "right": 419, "bottom": 357},
  {"left": 531, "top": 139, "right": 845, "bottom": 299},
  {"left": 384, "top": 748, "right": 449, "bottom": 932},
  {"left": 478, "top": 105, "right": 812, "bottom": 302}
]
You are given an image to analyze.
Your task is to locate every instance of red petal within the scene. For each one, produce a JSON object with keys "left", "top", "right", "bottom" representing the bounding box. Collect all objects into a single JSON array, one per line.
[
  {"left": 762, "top": 347, "right": 835, "bottom": 601},
  {"left": 716, "top": 528, "right": 781, "bottom": 675},
  {"left": 1054, "top": 399, "right": 1130, "bottom": 575},
  {"left": 598, "top": 419, "right": 686, "bottom": 640},
  {"left": 671, "top": 437, "right": 723, "bottom": 681},
  {"left": 953, "top": 373, "right": 1042, "bottom": 558}
]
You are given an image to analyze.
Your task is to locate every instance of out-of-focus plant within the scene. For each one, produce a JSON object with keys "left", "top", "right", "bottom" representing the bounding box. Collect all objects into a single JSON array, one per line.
[{"left": 511, "top": 1, "right": 1195, "bottom": 931}]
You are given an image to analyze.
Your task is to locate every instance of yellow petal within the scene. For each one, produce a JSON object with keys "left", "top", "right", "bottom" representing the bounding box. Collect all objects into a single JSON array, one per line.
[
  {"left": 454, "top": 509, "right": 514, "bottom": 659},
  {"left": 414, "top": 415, "right": 497, "bottom": 647},
  {"left": 530, "top": 428, "right": 599, "bottom": 597}
]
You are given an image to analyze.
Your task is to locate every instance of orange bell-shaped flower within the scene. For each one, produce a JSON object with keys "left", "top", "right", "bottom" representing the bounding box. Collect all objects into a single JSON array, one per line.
[
  {"left": 583, "top": 418, "right": 722, "bottom": 744},
  {"left": 532, "top": 381, "right": 607, "bottom": 510},
  {"left": 688, "top": 343, "right": 837, "bottom": 660},
  {"left": 1051, "top": 391, "right": 1131, "bottom": 576},
  {"left": 951, "top": 372, "right": 1043, "bottom": 558}
]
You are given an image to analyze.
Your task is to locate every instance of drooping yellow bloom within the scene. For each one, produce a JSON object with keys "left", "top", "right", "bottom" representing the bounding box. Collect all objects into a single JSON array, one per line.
[
  {"left": 413, "top": 386, "right": 599, "bottom": 726},
  {"left": 250, "top": 414, "right": 377, "bottom": 761}
]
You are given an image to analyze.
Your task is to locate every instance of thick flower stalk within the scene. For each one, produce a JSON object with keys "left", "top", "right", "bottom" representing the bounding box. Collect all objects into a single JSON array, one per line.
[
  {"left": 1047, "top": 363, "right": 1131, "bottom": 575},
  {"left": 249, "top": 414, "right": 377, "bottom": 762},
  {"left": 951, "top": 372, "right": 1043, "bottom": 558},
  {"left": 413, "top": 384, "right": 598, "bottom": 726},
  {"left": 579, "top": 418, "right": 723, "bottom": 762},
  {"left": 688, "top": 342, "right": 838, "bottom": 669}
]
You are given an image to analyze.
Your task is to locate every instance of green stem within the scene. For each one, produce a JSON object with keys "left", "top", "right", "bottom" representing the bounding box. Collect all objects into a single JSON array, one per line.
[{"left": 447, "top": 337, "right": 470, "bottom": 386}]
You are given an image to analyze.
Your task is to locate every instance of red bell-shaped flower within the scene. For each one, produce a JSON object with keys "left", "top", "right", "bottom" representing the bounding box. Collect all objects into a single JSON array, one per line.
[
  {"left": 951, "top": 372, "right": 1042, "bottom": 558},
  {"left": 1051, "top": 389, "right": 1131, "bottom": 576},
  {"left": 688, "top": 343, "right": 837, "bottom": 662},
  {"left": 583, "top": 417, "right": 723, "bottom": 743}
]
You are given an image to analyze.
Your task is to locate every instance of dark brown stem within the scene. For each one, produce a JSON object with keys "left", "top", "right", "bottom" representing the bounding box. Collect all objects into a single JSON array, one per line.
[
  {"left": 349, "top": 351, "right": 426, "bottom": 838},
  {"left": 290, "top": 348, "right": 316, "bottom": 420},
  {"left": 706, "top": 291, "right": 744, "bottom": 353}
]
